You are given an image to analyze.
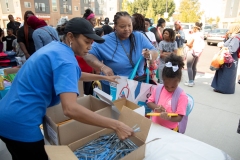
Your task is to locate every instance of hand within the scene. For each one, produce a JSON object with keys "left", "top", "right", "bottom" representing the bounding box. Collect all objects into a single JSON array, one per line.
[
  {"left": 176, "top": 33, "right": 180, "bottom": 37},
  {"left": 160, "top": 112, "right": 170, "bottom": 120},
  {"left": 115, "top": 121, "right": 134, "bottom": 140},
  {"left": 102, "top": 65, "right": 114, "bottom": 76},
  {"left": 154, "top": 105, "right": 166, "bottom": 113},
  {"left": 142, "top": 49, "right": 151, "bottom": 60},
  {"left": 104, "top": 75, "right": 120, "bottom": 84}
]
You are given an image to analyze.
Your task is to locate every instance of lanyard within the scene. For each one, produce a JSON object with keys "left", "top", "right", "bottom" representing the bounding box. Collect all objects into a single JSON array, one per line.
[{"left": 116, "top": 33, "right": 135, "bottom": 68}]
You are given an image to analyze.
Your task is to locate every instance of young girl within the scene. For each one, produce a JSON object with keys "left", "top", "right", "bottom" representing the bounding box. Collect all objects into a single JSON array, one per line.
[
  {"left": 158, "top": 28, "right": 178, "bottom": 83},
  {"left": 147, "top": 54, "right": 188, "bottom": 131}
]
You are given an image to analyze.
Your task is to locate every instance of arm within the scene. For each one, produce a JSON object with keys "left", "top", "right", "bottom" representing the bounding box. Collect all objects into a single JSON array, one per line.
[
  {"left": 60, "top": 93, "right": 133, "bottom": 140},
  {"left": 80, "top": 72, "right": 119, "bottom": 83},
  {"left": 186, "top": 37, "right": 194, "bottom": 48},
  {"left": 83, "top": 54, "right": 114, "bottom": 76},
  {"left": 19, "top": 42, "right": 30, "bottom": 59}
]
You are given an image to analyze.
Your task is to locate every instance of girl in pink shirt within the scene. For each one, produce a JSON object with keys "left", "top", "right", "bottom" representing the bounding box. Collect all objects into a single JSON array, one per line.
[{"left": 147, "top": 54, "right": 188, "bottom": 130}]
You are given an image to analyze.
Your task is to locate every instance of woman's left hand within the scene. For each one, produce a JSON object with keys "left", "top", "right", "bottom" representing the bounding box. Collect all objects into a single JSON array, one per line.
[
  {"left": 142, "top": 49, "right": 151, "bottom": 60},
  {"left": 160, "top": 112, "right": 170, "bottom": 120},
  {"left": 104, "top": 76, "right": 120, "bottom": 83}
]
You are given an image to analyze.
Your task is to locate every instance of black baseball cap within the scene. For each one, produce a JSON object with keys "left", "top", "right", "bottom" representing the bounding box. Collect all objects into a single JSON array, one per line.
[
  {"left": 104, "top": 17, "right": 109, "bottom": 21},
  {"left": 64, "top": 17, "right": 105, "bottom": 43}
]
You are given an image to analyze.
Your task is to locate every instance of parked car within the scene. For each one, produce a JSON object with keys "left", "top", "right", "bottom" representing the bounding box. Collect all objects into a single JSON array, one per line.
[
  {"left": 202, "top": 25, "right": 213, "bottom": 40},
  {"left": 181, "top": 23, "right": 195, "bottom": 43},
  {"left": 206, "top": 28, "right": 228, "bottom": 45}
]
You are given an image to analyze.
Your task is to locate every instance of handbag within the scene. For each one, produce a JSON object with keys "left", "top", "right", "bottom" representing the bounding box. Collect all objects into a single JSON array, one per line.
[
  {"left": 223, "top": 51, "right": 234, "bottom": 68},
  {"left": 210, "top": 47, "right": 226, "bottom": 71}
]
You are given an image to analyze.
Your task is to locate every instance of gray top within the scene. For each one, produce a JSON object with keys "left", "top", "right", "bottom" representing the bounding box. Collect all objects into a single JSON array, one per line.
[
  {"left": 32, "top": 26, "right": 59, "bottom": 50},
  {"left": 159, "top": 40, "right": 178, "bottom": 53}
]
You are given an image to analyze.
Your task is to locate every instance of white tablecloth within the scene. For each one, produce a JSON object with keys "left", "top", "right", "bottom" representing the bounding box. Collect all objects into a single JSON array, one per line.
[{"left": 144, "top": 123, "right": 233, "bottom": 160}]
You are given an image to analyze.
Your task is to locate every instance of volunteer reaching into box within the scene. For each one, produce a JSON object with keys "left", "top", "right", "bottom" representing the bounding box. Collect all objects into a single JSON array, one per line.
[
  {"left": 0, "top": 18, "right": 133, "bottom": 160},
  {"left": 83, "top": 11, "right": 158, "bottom": 94}
]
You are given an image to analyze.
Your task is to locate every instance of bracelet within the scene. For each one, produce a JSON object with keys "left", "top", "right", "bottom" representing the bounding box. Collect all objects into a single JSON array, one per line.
[{"left": 100, "top": 65, "right": 105, "bottom": 72}]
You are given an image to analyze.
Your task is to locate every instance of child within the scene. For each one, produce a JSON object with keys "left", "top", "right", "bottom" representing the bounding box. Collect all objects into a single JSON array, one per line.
[
  {"left": 2, "top": 28, "right": 16, "bottom": 51},
  {"left": 147, "top": 54, "right": 188, "bottom": 131},
  {"left": 158, "top": 28, "right": 177, "bottom": 84},
  {"left": 12, "top": 30, "right": 26, "bottom": 64}
]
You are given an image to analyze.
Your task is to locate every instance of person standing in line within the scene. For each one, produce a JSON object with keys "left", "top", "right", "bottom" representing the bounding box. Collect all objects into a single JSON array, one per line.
[
  {"left": 184, "top": 22, "right": 205, "bottom": 87},
  {"left": 150, "top": 18, "right": 166, "bottom": 44},
  {"left": 0, "top": 18, "right": 133, "bottom": 160},
  {"left": 158, "top": 28, "right": 178, "bottom": 84},
  {"left": 102, "top": 17, "right": 113, "bottom": 35},
  {"left": 145, "top": 18, "right": 157, "bottom": 47},
  {"left": 7, "top": 15, "right": 21, "bottom": 36},
  {"left": 17, "top": 11, "right": 35, "bottom": 59},
  {"left": 27, "top": 15, "right": 59, "bottom": 50},
  {"left": 83, "top": 8, "right": 96, "bottom": 27},
  {"left": 174, "top": 20, "right": 185, "bottom": 58},
  {"left": 0, "top": 28, "right": 4, "bottom": 52},
  {"left": 211, "top": 24, "right": 240, "bottom": 94},
  {"left": 2, "top": 28, "right": 16, "bottom": 51}
]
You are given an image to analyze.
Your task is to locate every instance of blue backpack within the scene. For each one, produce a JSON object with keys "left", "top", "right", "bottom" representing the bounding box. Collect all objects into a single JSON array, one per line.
[{"left": 154, "top": 84, "right": 194, "bottom": 134}]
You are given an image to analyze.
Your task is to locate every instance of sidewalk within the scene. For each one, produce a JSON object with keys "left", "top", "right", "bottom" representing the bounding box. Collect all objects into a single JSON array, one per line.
[{"left": 181, "top": 70, "right": 240, "bottom": 160}]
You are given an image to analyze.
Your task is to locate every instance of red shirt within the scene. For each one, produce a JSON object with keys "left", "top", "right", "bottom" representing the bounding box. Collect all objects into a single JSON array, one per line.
[{"left": 75, "top": 56, "right": 93, "bottom": 73}]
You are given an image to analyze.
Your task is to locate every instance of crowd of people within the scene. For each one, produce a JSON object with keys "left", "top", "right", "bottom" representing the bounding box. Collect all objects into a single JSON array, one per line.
[{"left": 0, "top": 8, "right": 240, "bottom": 160}]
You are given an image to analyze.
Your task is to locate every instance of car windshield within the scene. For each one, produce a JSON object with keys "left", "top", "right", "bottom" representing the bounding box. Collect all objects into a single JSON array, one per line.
[
  {"left": 210, "top": 29, "right": 228, "bottom": 34},
  {"left": 204, "top": 26, "right": 212, "bottom": 29},
  {"left": 182, "top": 24, "right": 189, "bottom": 29}
]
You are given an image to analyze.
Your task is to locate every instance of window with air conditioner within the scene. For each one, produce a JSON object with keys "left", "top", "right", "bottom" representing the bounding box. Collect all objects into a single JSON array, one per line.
[{"left": 24, "top": 2, "right": 31, "bottom": 8}]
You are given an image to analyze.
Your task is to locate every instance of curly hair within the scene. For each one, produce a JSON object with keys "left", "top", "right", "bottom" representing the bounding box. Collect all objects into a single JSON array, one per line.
[
  {"left": 162, "top": 28, "right": 175, "bottom": 42},
  {"left": 132, "top": 13, "right": 145, "bottom": 32},
  {"left": 162, "top": 53, "right": 184, "bottom": 80}
]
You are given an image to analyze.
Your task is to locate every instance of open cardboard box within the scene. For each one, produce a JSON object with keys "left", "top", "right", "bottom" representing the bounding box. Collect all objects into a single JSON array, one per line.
[
  {"left": 94, "top": 88, "right": 145, "bottom": 118},
  {"left": 4, "top": 67, "right": 20, "bottom": 76},
  {"left": 43, "top": 95, "right": 113, "bottom": 145},
  {"left": 45, "top": 106, "right": 152, "bottom": 160}
]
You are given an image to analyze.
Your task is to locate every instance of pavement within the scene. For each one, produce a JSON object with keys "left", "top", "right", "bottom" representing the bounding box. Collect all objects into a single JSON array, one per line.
[{"left": 180, "top": 70, "right": 240, "bottom": 160}]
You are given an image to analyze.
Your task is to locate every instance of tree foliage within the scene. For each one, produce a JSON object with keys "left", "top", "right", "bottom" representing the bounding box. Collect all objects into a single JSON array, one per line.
[
  {"left": 178, "top": 0, "right": 203, "bottom": 23},
  {"left": 122, "top": 0, "right": 175, "bottom": 23}
]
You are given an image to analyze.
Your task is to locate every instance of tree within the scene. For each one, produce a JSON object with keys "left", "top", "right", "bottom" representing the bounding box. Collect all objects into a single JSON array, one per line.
[
  {"left": 178, "top": 0, "right": 203, "bottom": 23},
  {"left": 207, "top": 17, "right": 214, "bottom": 24},
  {"left": 145, "top": 1, "right": 155, "bottom": 19}
]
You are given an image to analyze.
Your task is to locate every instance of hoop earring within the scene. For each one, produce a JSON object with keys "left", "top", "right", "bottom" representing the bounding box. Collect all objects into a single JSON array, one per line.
[{"left": 70, "top": 42, "right": 72, "bottom": 48}]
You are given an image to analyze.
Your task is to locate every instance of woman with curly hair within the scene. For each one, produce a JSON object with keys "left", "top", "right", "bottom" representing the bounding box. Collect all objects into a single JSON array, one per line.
[{"left": 83, "top": 8, "right": 96, "bottom": 27}]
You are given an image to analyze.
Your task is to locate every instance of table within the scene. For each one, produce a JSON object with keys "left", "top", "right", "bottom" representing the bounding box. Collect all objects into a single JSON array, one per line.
[{"left": 144, "top": 123, "right": 233, "bottom": 160}]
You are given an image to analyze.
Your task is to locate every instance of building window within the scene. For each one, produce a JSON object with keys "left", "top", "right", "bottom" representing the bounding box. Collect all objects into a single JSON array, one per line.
[
  {"left": 63, "top": 5, "right": 71, "bottom": 13},
  {"left": 109, "top": 7, "right": 113, "bottom": 11},
  {"left": 5, "top": 0, "right": 9, "bottom": 9},
  {"left": 74, "top": 6, "right": 79, "bottom": 11},
  {"left": 52, "top": 0, "right": 57, "bottom": 12},
  {"left": 39, "top": 3, "right": 45, "bottom": 12},
  {"left": 24, "top": 2, "right": 31, "bottom": 8},
  {"left": 84, "top": 0, "right": 88, "bottom": 4}
]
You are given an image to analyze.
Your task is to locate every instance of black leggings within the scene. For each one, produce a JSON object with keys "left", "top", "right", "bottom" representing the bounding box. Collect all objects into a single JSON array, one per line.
[
  {"left": 187, "top": 52, "right": 199, "bottom": 81},
  {"left": 0, "top": 136, "right": 48, "bottom": 160}
]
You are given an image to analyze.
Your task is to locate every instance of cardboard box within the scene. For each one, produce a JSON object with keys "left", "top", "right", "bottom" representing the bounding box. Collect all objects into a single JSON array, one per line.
[
  {"left": 94, "top": 88, "right": 144, "bottom": 119},
  {"left": 45, "top": 107, "right": 152, "bottom": 160},
  {"left": 4, "top": 67, "right": 20, "bottom": 76},
  {"left": 43, "top": 96, "right": 113, "bottom": 145},
  {"left": 78, "top": 81, "right": 84, "bottom": 97}
]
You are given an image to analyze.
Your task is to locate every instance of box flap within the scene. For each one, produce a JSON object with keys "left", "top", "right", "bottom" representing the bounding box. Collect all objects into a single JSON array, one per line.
[
  {"left": 4, "top": 68, "right": 19, "bottom": 76},
  {"left": 119, "top": 106, "right": 151, "bottom": 142},
  {"left": 113, "top": 98, "right": 139, "bottom": 112},
  {"left": 78, "top": 81, "right": 84, "bottom": 97},
  {"left": 44, "top": 145, "right": 78, "bottom": 160},
  {"left": 93, "top": 88, "right": 114, "bottom": 106},
  {"left": 46, "top": 104, "right": 70, "bottom": 123}
]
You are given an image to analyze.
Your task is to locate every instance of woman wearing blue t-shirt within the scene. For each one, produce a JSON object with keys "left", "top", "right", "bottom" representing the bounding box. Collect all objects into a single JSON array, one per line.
[
  {"left": 0, "top": 18, "right": 133, "bottom": 160},
  {"left": 84, "top": 11, "right": 158, "bottom": 94}
]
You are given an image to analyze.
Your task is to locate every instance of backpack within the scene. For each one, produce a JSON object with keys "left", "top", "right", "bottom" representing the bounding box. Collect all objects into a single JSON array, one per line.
[
  {"left": 234, "top": 36, "right": 240, "bottom": 58},
  {"left": 154, "top": 84, "right": 194, "bottom": 134}
]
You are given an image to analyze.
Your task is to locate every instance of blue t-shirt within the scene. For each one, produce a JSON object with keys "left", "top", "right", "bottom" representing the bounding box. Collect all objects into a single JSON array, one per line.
[
  {"left": 0, "top": 41, "right": 81, "bottom": 142},
  {"left": 33, "top": 26, "right": 59, "bottom": 50},
  {"left": 89, "top": 31, "right": 155, "bottom": 84}
]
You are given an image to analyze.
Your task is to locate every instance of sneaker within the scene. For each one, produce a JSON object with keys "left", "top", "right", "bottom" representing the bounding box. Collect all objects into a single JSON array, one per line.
[{"left": 184, "top": 81, "right": 194, "bottom": 87}]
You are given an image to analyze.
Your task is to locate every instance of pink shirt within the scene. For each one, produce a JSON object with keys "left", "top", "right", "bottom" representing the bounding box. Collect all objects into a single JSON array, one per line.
[{"left": 148, "top": 87, "right": 188, "bottom": 129}]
